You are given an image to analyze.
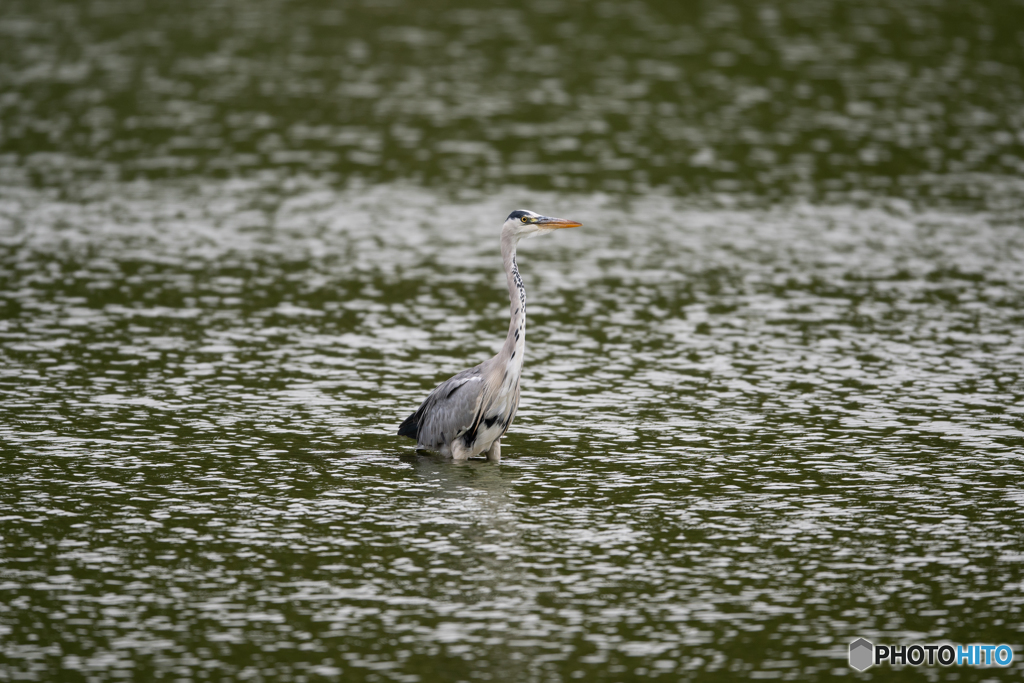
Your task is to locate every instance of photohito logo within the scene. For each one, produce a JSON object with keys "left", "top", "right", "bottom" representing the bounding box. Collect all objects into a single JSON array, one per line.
[{"left": 848, "top": 638, "right": 1014, "bottom": 671}]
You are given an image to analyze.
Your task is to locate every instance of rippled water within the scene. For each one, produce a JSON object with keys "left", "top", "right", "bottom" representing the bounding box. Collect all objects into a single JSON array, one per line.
[
  {"left": 2, "top": 0, "right": 1023, "bottom": 200},
  {"left": 3, "top": 0, "right": 1024, "bottom": 681},
  {"left": 1, "top": 178, "right": 1023, "bottom": 681}
]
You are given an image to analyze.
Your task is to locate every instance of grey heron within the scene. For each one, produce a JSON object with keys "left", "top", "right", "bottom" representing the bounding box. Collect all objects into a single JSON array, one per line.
[{"left": 397, "top": 209, "right": 582, "bottom": 463}]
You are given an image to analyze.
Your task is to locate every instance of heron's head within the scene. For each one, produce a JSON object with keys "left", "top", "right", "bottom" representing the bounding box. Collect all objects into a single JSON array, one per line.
[{"left": 503, "top": 209, "right": 582, "bottom": 239}]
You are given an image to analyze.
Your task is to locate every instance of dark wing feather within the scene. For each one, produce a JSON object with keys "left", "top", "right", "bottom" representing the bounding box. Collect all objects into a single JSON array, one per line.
[
  {"left": 397, "top": 404, "right": 424, "bottom": 439},
  {"left": 398, "top": 366, "right": 488, "bottom": 450}
]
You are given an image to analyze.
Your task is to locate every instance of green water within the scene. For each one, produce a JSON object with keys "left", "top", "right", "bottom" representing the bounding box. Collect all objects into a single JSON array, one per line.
[
  {"left": 1, "top": 1, "right": 1024, "bottom": 682},
  {"left": 3, "top": 0, "right": 1024, "bottom": 200}
]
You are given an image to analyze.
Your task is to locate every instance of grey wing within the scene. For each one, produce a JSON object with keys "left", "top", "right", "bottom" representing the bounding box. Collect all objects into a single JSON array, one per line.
[{"left": 414, "top": 369, "right": 489, "bottom": 450}]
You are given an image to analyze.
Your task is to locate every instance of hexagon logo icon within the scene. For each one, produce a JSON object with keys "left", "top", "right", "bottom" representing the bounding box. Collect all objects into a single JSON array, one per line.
[{"left": 849, "top": 638, "right": 874, "bottom": 671}]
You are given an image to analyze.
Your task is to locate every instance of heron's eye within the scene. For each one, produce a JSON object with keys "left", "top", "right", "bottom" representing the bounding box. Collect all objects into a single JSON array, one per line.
[{"left": 521, "top": 216, "right": 528, "bottom": 223}]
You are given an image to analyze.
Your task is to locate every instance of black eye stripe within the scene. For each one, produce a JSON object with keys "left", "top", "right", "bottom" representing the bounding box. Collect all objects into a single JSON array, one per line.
[{"left": 506, "top": 209, "right": 534, "bottom": 222}]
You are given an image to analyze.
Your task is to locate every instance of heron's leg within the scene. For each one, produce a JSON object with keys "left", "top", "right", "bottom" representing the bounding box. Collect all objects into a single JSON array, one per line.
[
  {"left": 450, "top": 441, "right": 471, "bottom": 463},
  {"left": 486, "top": 439, "right": 501, "bottom": 464}
]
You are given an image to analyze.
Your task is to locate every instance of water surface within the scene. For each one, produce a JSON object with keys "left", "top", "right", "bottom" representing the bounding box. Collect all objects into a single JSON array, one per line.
[
  {"left": 1, "top": 179, "right": 1023, "bottom": 681},
  {"left": 1, "top": 0, "right": 1023, "bottom": 201},
  {"left": 2, "top": 0, "right": 1024, "bottom": 680}
]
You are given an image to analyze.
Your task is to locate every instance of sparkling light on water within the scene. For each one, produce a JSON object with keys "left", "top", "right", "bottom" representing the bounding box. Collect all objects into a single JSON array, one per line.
[{"left": 1, "top": 178, "right": 1022, "bottom": 681}]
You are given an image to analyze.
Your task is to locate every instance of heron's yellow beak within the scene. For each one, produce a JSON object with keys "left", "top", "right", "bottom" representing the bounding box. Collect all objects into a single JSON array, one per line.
[{"left": 536, "top": 216, "right": 582, "bottom": 229}]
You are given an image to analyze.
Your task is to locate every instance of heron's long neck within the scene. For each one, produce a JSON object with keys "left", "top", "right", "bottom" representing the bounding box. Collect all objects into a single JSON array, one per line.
[{"left": 500, "top": 234, "right": 526, "bottom": 363}]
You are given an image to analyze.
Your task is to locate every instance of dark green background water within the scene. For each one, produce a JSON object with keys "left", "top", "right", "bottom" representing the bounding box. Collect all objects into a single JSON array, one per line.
[
  {"left": 1, "top": 1, "right": 1023, "bottom": 681},
  {"left": 3, "top": 0, "right": 1024, "bottom": 200}
]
